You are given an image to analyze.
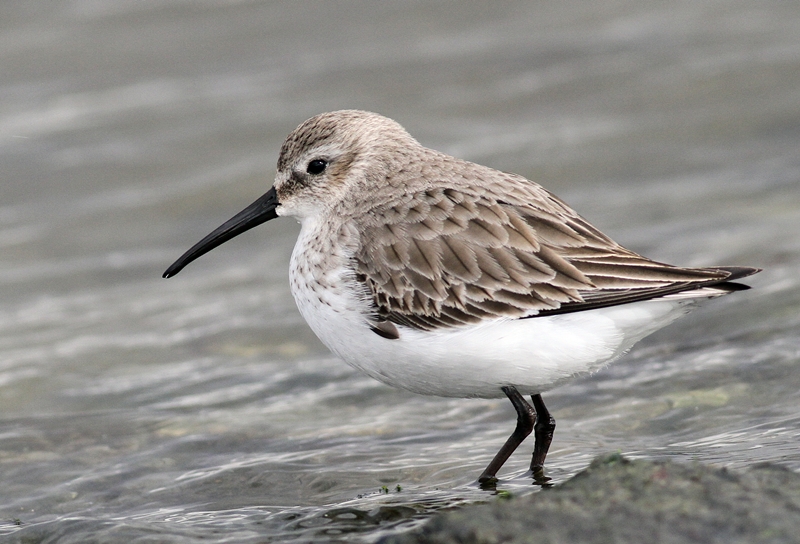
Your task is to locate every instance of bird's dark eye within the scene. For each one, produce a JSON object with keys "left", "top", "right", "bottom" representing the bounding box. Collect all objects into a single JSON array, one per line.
[{"left": 306, "top": 159, "right": 328, "bottom": 175}]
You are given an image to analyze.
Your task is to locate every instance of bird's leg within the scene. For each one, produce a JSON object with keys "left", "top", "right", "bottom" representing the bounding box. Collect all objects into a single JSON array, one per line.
[
  {"left": 529, "top": 393, "right": 556, "bottom": 480},
  {"left": 478, "top": 386, "right": 535, "bottom": 485}
]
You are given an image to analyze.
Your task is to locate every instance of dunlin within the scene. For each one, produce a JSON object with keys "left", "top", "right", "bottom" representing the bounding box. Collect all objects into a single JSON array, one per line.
[{"left": 164, "top": 110, "right": 759, "bottom": 484}]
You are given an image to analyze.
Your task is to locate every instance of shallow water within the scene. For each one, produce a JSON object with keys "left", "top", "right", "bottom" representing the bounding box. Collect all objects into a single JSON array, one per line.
[{"left": 1, "top": 1, "right": 799, "bottom": 541}]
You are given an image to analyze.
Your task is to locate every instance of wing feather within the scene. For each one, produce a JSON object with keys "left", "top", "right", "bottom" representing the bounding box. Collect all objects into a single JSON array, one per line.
[{"left": 353, "top": 183, "right": 745, "bottom": 332}]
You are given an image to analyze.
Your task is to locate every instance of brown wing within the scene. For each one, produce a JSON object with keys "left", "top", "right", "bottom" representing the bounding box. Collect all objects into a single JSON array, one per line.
[{"left": 353, "top": 182, "right": 742, "bottom": 331}]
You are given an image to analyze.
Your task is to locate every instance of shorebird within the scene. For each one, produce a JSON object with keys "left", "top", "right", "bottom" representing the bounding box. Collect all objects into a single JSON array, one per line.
[{"left": 163, "top": 110, "right": 759, "bottom": 484}]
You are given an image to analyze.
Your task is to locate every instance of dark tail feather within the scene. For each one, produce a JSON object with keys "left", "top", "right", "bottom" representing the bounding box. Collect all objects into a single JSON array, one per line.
[
  {"left": 708, "top": 266, "right": 761, "bottom": 293},
  {"left": 714, "top": 266, "right": 761, "bottom": 282}
]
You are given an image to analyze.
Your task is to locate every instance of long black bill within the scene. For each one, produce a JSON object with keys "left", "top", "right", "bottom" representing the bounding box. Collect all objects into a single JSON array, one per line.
[{"left": 163, "top": 187, "right": 279, "bottom": 278}]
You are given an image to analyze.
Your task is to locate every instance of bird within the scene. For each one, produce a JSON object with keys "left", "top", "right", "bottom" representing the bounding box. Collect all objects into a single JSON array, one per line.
[{"left": 163, "top": 110, "right": 759, "bottom": 484}]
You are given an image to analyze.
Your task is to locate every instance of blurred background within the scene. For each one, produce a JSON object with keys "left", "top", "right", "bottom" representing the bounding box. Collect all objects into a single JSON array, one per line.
[{"left": 1, "top": 1, "right": 798, "bottom": 542}]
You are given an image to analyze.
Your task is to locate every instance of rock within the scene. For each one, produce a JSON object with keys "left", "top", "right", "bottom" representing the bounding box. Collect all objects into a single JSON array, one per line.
[{"left": 382, "top": 453, "right": 800, "bottom": 544}]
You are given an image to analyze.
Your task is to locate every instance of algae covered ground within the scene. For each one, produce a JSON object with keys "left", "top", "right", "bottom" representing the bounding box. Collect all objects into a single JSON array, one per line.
[{"left": 383, "top": 454, "right": 800, "bottom": 544}]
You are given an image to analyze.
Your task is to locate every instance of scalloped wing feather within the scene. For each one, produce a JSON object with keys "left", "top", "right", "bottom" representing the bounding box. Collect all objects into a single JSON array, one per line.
[{"left": 353, "top": 179, "right": 732, "bottom": 331}]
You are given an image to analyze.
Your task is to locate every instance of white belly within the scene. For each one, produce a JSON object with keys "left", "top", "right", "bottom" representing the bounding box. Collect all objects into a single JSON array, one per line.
[{"left": 288, "top": 225, "right": 698, "bottom": 398}]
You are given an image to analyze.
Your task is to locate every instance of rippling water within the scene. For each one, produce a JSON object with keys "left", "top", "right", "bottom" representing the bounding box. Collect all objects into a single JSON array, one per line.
[{"left": 2, "top": 1, "right": 799, "bottom": 541}]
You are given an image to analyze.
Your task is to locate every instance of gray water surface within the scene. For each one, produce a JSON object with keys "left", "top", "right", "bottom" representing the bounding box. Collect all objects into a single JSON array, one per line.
[{"left": 2, "top": 1, "right": 799, "bottom": 542}]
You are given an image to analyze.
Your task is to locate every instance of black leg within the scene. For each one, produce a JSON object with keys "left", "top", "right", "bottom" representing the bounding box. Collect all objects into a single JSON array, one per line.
[
  {"left": 529, "top": 393, "right": 556, "bottom": 473},
  {"left": 478, "top": 386, "right": 535, "bottom": 484}
]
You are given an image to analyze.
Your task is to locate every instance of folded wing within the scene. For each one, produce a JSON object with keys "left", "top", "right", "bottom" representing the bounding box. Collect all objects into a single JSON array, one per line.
[{"left": 353, "top": 179, "right": 757, "bottom": 331}]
